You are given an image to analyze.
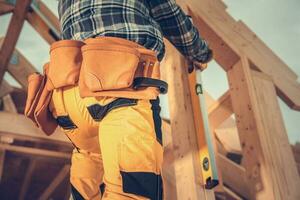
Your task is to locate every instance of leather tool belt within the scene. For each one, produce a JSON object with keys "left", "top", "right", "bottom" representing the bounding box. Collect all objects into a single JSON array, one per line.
[{"left": 24, "top": 37, "right": 168, "bottom": 135}]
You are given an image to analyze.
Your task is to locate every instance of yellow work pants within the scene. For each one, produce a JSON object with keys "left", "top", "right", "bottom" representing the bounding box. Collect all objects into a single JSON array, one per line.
[{"left": 49, "top": 86, "right": 163, "bottom": 200}]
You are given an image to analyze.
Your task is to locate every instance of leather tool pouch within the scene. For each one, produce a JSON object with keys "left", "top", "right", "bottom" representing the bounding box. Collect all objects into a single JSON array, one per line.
[
  {"left": 47, "top": 40, "right": 84, "bottom": 90},
  {"left": 24, "top": 64, "right": 57, "bottom": 135},
  {"left": 33, "top": 80, "right": 57, "bottom": 135},
  {"left": 81, "top": 44, "right": 141, "bottom": 91},
  {"left": 24, "top": 72, "right": 45, "bottom": 122}
]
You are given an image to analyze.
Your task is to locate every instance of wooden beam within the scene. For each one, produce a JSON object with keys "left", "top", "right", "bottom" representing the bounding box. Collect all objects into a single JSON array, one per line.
[
  {"left": 26, "top": 10, "right": 58, "bottom": 44},
  {"left": 227, "top": 56, "right": 300, "bottom": 199},
  {"left": 35, "top": 0, "right": 60, "bottom": 32},
  {"left": 0, "top": 0, "right": 32, "bottom": 84},
  {"left": 292, "top": 144, "right": 300, "bottom": 164},
  {"left": 0, "top": 80, "right": 13, "bottom": 97},
  {"left": 161, "top": 119, "right": 172, "bottom": 148},
  {"left": 0, "top": 112, "right": 69, "bottom": 143},
  {"left": 38, "top": 164, "right": 70, "bottom": 200},
  {"left": 26, "top": 0, "right": 60, "bottom": 44},
  {"left": 18, "top": 160, "right": 37, "bottom": 200},
  {"left": 215, "top": 126, "right": 242, "bottom": 154},
  {"left": 7, "top": 50, "right": 37, "bottom": 89},
  {"left": 0, "top": 148, "right": 5, "bottom": 182},
  {"left": 160, "top": 40, "right": 214, "bottom": 199},
  {"left": 176, "top": 0, "right": 300, "bottom": 110},
  {"left": 63, "top": 184, "right": 71, "bottom": 200},
  {"left": 227, "top": 58, "right": 264, "bottom": 199},
  {"left": 161, "top": 119, "right": 183, "bottom": 200},
  {"left": 179, "top": 0, "right": 240, "bottom": 71},
  {"left": 9, "top": 87, "right": 27, "bottom": 113},
  {"left": 2, "top": 94, "right": 17, "bottom": 113},
  {"left": 218, "top": 154, "right": 249, "bottom": 198},
  {"left": 223, "top": 186, "right": 243, "bottom": 200},
  {"left": 0, "top": 2, "right": 14, "bottom": 15},
  {"left": 0, "top": 37, "right": 38, "bottom": 89},
  {"left": 208, "top": 90, "right": 232, "bottom": 131},
  {"left": 0, "top": 143, "right": 71, "bottom": 159},
  {"left": 251, "top": 69, "right": 300, "bottom": 198}
]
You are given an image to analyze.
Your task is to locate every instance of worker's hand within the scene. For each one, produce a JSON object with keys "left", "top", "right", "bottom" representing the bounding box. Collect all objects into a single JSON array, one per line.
[
  {"left": 187, "top": 59, "right": 209, "bottom": 73},
  {"left": 187, "top": 48, "right": 213, "bottom": 73},
  {"left": 193, "top": 61, "right": 208, "bottom": 71}
]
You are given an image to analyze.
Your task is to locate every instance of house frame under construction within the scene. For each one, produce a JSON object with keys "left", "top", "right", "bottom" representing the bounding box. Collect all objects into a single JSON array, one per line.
[{"left": 0, "top": 0, "right": 299, "bottom": 199}]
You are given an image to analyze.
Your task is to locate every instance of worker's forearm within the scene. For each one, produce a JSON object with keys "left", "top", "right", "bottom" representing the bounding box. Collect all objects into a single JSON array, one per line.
[{"left": 148, "top": 0, "right": 211, "bottom": 63}]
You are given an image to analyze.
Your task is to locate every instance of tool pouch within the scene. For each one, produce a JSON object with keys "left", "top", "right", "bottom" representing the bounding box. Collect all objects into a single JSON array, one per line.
[
  {"left": 47, "top": 40, "right": 84, "bottom": 90},
  {"left": 24, "top": 63, "right": 57, "bottom": 135},
  {"left": 33, "top": 81, "right": 57, "bottom": 135},
  {"left": 24, "top": 72, "right": 45, "bottom": 122},
  {"left": 81, "top": 44, "right": 141, "bottom": 92}
]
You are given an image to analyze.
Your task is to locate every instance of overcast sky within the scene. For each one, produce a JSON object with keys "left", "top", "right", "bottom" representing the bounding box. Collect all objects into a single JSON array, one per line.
[{"left": 0, "top": 0, "right": 299, "bottom": 144}]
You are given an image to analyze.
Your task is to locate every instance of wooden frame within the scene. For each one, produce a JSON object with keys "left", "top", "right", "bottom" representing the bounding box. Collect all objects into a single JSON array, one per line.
[
  {"left": 0, "top": 0, "right": 300, "bottom": 199},
  {"left": 0, "top": 0, "right": 32, "bottom": 83}
]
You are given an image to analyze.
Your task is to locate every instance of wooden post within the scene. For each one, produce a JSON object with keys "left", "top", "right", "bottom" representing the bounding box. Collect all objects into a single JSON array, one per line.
[
  {"left": 0, "top": 0, "right": 32, "bottom": 83},
  {"left": 160, "top": 40, "right": 215, "bottom": 199},
  {"left": 227, "top": 55, "right": 300, "bottom": 199},
  {"left": 38, "top": 164, "right": 70, "bottom": 200},
  {"left": 176, "top": 0, "right": 300, "bottom": 110},
  {"left": 0, "top": 148, "right": 5, "bottom": 182},
  {"left": 0, "top": 2, "right": 14, "bottom": 16},
  {"left": 18, "top": 160, "right": 37, "bottom": 200},
  {"left": 3, "top": 94, "right": 17, "bottom": 113},
  {"left": 208, "top": 90, "right": 232, "bottom": 132},
  {"left": 0, "top": 80, "right": 13, "bottom": 98}
]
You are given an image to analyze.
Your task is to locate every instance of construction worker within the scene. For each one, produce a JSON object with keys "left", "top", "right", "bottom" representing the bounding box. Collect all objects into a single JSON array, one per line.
[{"left": 47, "top": 0, "right": 212, "bottom": 199}]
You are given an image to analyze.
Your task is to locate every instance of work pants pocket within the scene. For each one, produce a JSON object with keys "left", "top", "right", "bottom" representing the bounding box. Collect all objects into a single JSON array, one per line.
[{"left": 118, "top": 133, "right": 163, "bottom": 200}]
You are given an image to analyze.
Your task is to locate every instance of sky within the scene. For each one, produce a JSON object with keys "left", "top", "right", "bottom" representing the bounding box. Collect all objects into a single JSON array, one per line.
[{"left": 0, "top": 0, "right": 299, "bottom": 144}]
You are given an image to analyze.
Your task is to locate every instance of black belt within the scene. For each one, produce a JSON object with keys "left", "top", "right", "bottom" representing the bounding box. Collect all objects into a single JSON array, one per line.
[{"left": 133, "top": 77, "right": 168, "bottom": 94}]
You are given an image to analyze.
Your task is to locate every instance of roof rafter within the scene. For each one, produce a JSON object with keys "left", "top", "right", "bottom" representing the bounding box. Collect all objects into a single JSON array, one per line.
[
  {"left": 0, "top": 0, "right": 32, "bottom": 84},
  {"left": 177, "top": 0, "right": 300, "bottom": 110},
  {"left": 0, "top": 112, "right": 69, "bottom": 144},
  {"left": 0, "top": 2, "right": 14, "bottom": 15}
]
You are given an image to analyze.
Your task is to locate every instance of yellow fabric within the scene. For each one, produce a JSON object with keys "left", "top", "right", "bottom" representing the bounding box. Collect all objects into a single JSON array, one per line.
[
  {"left": 70, "top": 149, "right": 104, "bottom": 200},
  {"left": 50, "top": 86, "right": 163, "bottom": 200}
]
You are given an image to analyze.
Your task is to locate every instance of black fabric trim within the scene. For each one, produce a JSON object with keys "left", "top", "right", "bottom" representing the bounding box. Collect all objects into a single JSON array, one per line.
[
  {"left": 100, "top": 183, "right": 106, "bottom": 197},
  {"left": 56, "top": 115, "right": 77, "bottom": 130},
  {"left": 71, "top": 184, "right": 84, "bottom": 200},
  {"left": 87, "top": 98, "right": 138, "bottom": 121},
  {"left": 120, "top": 171, "right": 163, "bottom": 200},
  {"left": 150, "top": 98, "right": 163, "bottom": 145}
]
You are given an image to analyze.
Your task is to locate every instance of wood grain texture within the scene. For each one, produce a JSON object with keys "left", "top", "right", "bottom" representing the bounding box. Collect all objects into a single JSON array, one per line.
[
  {"left": 227, "top": 56, "right": 300, "bottom": 199},
  {"left": 160, "top": 39, "right": 214, "bottom": 199},
  {"left": 0, "top": 0, "right": 32, "bottom": 83},
  {"left": 0, "top": 112, "right": 68, "bottom": 143},
  {"left": 176, "top": 0, "right": 300, "bottom": 110}
]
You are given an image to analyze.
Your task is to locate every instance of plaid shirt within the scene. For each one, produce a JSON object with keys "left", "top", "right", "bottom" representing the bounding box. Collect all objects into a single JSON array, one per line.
[{"left": 58, "top": 0, "right": 210, "bottom": 62}]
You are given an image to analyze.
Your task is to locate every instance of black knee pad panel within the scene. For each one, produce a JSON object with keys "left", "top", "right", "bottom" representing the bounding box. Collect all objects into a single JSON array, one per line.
[{"left": 120, "top": 171, "right": 163, "bottom": 200}]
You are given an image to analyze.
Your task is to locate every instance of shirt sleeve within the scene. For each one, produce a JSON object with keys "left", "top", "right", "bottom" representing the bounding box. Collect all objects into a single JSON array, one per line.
[{"left": 147, "top": 0, "right": 211, "bottom": 63}]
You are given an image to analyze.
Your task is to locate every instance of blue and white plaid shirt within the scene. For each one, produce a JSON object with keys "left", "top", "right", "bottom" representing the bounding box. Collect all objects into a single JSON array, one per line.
[{"left": 58, "top": 0, "right": 211, "bottom": 62}]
